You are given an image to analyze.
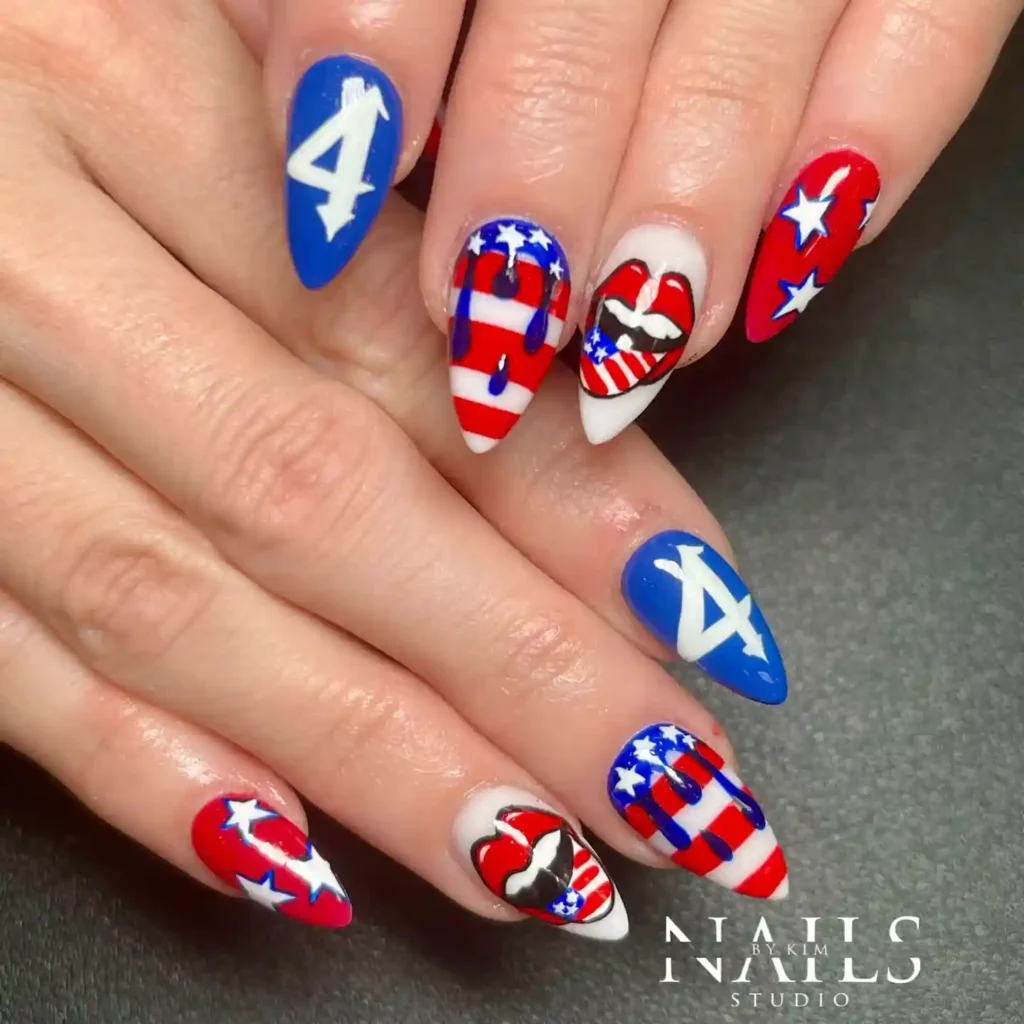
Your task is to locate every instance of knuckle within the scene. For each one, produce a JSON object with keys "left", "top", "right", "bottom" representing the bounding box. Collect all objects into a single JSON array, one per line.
[
  {"left": 57, "top": 520, "right": 218, "bottom": 671},
  {"left": 204, "top": 389, "right": 389, "bottom": 558},
  {"left": 881, "top": 0, "right": 987, "bottom": 68}
]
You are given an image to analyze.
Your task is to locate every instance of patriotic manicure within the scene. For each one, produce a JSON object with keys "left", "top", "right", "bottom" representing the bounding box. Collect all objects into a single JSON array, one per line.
[
  {"left": 746, "top": 149, "right": 881, "bottom": 342},
  {"left": 622, "top": 530, "right": 786, "bottom": 704},
  {"left": 286, "top": 56, "right": 402, "bottom": 290},
  {"left": 448, "top": 218, "right": 571, "bottom": 453},
  {"left": 580, "top": 224, "right": 705, "bottom": 445},
  {"left": 192, "top": 795, "right": 352, "bottom": 928},
  {"left": 455, "top": 786, "right": 628, "bottom": 940},
  {"left": 609, "top": 724, "right": 788, "bottom": 900}
]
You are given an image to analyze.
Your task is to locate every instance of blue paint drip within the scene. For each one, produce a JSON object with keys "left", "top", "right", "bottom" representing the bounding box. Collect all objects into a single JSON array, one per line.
[
  {"left": 641, "top": 793, "right": 692, "bottom": 851},
  {"left": 488, "top": 354, "right": 510, "bottom": 396},
  {"left": 492, "top": 265, "right": 519, "bottom": 299},
  {"left": 450, "top": 255, "right": 477, "bottom": 362},
  {"left": 665, "top": 765, "right": 703, "bottom": 806},
  {"left": 702, "top": 830, "right": 735, "bottom": 862},
  {"left": 691, "top": 748, "right": 766, "bottom": 830}
]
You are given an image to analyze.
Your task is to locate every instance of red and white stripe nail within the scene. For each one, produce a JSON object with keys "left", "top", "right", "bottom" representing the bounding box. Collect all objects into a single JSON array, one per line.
[
  {"left": 448, "top": 218, "right": 571, "bottom": 453},
  {"left": 746, "top": 149, "right": 881, "bottom": 343},
  {"left": 454, "top": 786, "right": 629, "bottom": 940},
  {"left": 192, "top": 794, "right": 352, "bottom": 928}
]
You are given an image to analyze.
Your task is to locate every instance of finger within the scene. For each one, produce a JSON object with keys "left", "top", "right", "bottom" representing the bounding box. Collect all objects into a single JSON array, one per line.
[
  {"left": 0, "top": 379, "right": 631, "bottom": 934},
  {"left": 421, "top": 0, "right": 670, "bottom": 450},
  {"left": 745, "top": 0, "right": 1021, "bottom": 341},
  {"left": 576, "top": 0, "right": 853, "bottom": 441},
  {"left": 0, "top": 592, "right": 352, "bottom": 929},
  {"left": 259, "top": 0, "right": 465, "bottom": 290}
]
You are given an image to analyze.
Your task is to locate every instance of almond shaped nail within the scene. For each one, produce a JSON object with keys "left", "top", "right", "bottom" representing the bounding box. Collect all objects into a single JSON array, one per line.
[
  {"left": 609, "top": 724, "right": 789, "bottom": 900},
  {"left": 580, "top": 224, "right": 706, "bottom": 445},
  {"left": 454, "top": 785, "right": 628, "bottom": 940},
  {"left": 192, "top": 795, "right": 352, "bottom": 928},
  {"left": 448, "top": 219, "right": 571, "bottom": 453}
]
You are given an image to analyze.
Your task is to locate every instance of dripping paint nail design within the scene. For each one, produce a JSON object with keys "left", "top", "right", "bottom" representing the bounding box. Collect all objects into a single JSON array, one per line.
[
  {"left": 580, "top": 224, "right": 705, "bottom": 445},
  {"left": 192, "top": 795, "right": 352, "bottom": 928},
  {"left": 448, "top": 218, "right": 571, "bottom": 453},
  {"left": 622, "top": 530, "right": 786, "bottom": 704},
  {"left": 454, "top": 786, "right": 628, "bottom": 940},
  {"left": 286, "top": 56, "right": 402, "bottom": 290},
  {"left": 609, "top": 724, "right": 788, "bottom": 900},
  {"left": 746, "top": 149, "right": 881, "bottom": 342}
]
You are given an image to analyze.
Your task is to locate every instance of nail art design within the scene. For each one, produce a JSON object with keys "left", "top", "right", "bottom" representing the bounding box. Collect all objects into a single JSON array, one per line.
[
  {"left": 286, "top": 56, "right": 402, "bottom": 290},
  {"left": 622, "top": 530, "right": 786, "bottom": 704},
  {"left": 609, "top": 724, "right": 788, "bottom": 900},
  {"left": 747, "top": 149, "right": 881, "bottom": 342},
  {"left": 448, "top": 219, "right": 571, "bottom": 453},
  {"left": 455, "top": 786, "right": 627, "bottom": 940},
  {"left": 580, "top": 225, "right": 705, "bottom": 445},
  {"left": 192, "top": 795, "right": 352, "bottom": 928}
]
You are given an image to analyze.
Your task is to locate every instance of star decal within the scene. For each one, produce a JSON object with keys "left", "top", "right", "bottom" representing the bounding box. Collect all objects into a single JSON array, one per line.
[
  {"left": 859, "top": 197, "right": 878, "bottom": 231},
  {"left": 495, "top": 222, "right": 527, "bottom": 268},
  {"left": 529, "top": 229, "right": 553, "bottom": 250},
  {"left": 780, "top": 186, "right": 834, "bottom": 249},
  {"left": 614, "top": 765, "right": 647, "bottom": 797},
  {"left": 680, "top": 733, "right": 698, "bottom": 750},
  {"left": 659, "top": 725, "right": 685, "bottom": 744},
  {"left": 771, "top": 269, "right": 825, "bottom": 321},
  {"left": 222, "top": 798, "right": 277, "bottom": 837},
  {"left": 467, "top": 231, "right": 485, "bottom": 256},
  {"left": 237, "top": 871, "right": 295, "bottom": 911},
  {"left": 550, "top": 258, "right": 564, "bottom": 281},
  {"left": 288, "top": 843, "right": 348, "bottom": 902},
  {"left": 632, "top": 736, "right": 661, "bottom": 765}
]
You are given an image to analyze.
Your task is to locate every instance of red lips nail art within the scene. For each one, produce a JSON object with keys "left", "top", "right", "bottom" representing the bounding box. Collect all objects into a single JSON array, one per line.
[
  {"left": 192, "top": 795, "right": 352, "bottom": 929},
  {"left": 746, "top": 149, "right": 881, "bottom": 343}
]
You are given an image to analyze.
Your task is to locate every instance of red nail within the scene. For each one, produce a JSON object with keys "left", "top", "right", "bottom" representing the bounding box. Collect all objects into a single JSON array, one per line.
[
  {"left": 192, "top": 795, "right": 352, "bottom": 929},
  {"left": 746, "top": 149, "right": 880, "bottom": 343}
]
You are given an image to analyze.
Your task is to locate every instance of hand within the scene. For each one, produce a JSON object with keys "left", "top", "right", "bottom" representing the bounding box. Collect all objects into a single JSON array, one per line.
[
  {"left": 0, "top": 0, "right": 789, "bottom": 935},
  {"left": 254, "top": 0, "right": 1018, "bottom": 446}
]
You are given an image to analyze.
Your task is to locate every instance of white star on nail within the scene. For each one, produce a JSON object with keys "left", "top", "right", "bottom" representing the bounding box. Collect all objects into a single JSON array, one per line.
[
  {"left": 222, "top": 798, "right": 277, "bottom": 838},
  {"left": 529, "top": 229, "right": 552, "bottom": 250},
  {"left": 859, "top": 197, "right": 878, "bottom": 231},
  {"left": 659, "top": 725, "right": 684, "bottom": 744},
  {"left": 632, "top": 736, "right": 661, "bottom": 764},
  {"left": 550, "top": 258, "right": 564, "bottom": 281},
  {"left": 237, "top": 871, "right": 295, "bottom": 911},
  {"left": 495, "top": 222, "right": 528, "bottom": 268},
  {"left": 288, "top": 844, "right": 347, "bottom": 901},
  {"left": 772, "top": 269, "right": 825, "bottom": 320},
  {"left": 467, "top": 231, "right": 485, "bottom": 256},
  {"left": 680, "top": 733, "right": 698, "bottom": 750},
  {"left": 614, "top": 765, "right": 647, "bottom": 797},
  {"left": 780, "top": 186, "right": 834, "bottom": 248}
]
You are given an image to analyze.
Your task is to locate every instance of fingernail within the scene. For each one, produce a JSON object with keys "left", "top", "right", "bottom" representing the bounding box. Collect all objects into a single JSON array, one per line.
[
  {"left": 448, "top": 219, "right": 571, "bottom": 453},
  {"left": 286, "top": 56, "right": 403, "bottom": 290},
  {"left": 622, "top": 530, "right": 786, "bottom": 704},
  {"left": 454, "top": 785, "right": 628, "bottom": 940},
  {"left": 609, "top": 724, "right": 788, "bottom": 899},
  {"left": 580, "top": 224, "right": 706, "bottom": 445},
  {"left": 192, "top": 794, "right": 352, "bottom": 928},
  {"left": 746, "top": 149, "right": 881, "bottom": 342}
]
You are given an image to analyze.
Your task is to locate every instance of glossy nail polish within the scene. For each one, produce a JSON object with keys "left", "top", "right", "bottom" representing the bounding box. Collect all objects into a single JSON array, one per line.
[
  {"left": 286, "top": 56, "right": 402, "bottom": 290},
  {"left": 747, "top": 149, "right": 881, "bottom": 342},
  {"left": 448, "top": 219, "right": 571, "bottom": 453},
  {"left": 609, "top": 724, "right": 788, "bottom": 899},
  {"left": 622, "top": 530, "right": 786, "bottom": 704},
  {"left": 454, "top": 786, "right": 628, "bottom": 940},
  {"left": 580, "top": 224, "right": 705, "bottom": 445},
  {"left": 192, "top": 795, "right": 352, "bottom": 928}
]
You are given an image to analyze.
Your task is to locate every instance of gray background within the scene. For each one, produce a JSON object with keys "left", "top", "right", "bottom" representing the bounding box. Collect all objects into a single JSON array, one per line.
[{"left": 1, "top": 25, "right": 1022, "bottom": 1024}]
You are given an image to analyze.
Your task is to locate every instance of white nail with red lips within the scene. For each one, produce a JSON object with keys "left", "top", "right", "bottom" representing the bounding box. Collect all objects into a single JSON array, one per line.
[
  {"left": 579, "top": 224, "right": 708, "bottom": 445},
  {"left": 454, "top": 786, "right": 629, "bottom": 941}
]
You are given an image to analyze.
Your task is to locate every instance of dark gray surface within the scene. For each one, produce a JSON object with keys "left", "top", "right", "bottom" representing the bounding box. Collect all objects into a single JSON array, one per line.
[{"left": 2, "top": 28, "right": 1022, "bottom": 1024}]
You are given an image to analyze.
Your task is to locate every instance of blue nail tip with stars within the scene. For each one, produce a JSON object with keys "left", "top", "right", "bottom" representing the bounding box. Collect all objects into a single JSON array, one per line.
[
  {"left": 622, "top": 530, "right": 786, "bottom": 704},
  {"left": 286, "top": 56, "right": 402, "bottom": 290}
]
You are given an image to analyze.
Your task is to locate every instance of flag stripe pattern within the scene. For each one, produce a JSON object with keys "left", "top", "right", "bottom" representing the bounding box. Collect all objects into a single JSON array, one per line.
[
  {"left": 580, "top": 334, "right": 681, "bottom": 398},
  {"left": 608, "top": 724, "right": 788, "bottom": 900}
]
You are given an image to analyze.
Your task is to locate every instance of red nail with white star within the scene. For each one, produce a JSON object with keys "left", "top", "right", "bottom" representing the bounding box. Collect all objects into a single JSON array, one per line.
[
  {"left": 192, "top": 795, "right": 352, "bottom": 929},
  {"left": 746, "top": 149, "right": 880, "bottom": 344}
]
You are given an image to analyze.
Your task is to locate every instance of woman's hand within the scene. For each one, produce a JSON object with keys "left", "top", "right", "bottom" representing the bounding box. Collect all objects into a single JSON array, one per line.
[
  {"left": 0, "top": 0, "right": 790, "bottom": 935},
  {"left": 254, "top": 0, "right": 1018, "bottom": 446}
]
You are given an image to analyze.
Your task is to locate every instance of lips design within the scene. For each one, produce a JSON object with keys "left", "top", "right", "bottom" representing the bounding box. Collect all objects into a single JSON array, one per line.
[{"left": 581, "top": 260, "right": 694, "bottom": 400}]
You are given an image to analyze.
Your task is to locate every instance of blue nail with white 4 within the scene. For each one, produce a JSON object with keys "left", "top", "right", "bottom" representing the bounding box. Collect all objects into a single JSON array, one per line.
[
  {"left": 286, "top": 56, "right": 402, "bottom": 290},
  {"left": 622, "top": 531, "right": 786, "bottom": 704}
]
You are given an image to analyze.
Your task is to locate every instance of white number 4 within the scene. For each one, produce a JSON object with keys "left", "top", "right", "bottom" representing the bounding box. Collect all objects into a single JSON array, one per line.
[{"left": 286, "top": 76, "right": 390, "bottom": 242}]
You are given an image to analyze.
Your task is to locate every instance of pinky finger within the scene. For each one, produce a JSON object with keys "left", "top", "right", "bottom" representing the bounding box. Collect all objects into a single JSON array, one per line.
[{"left": 0, "top": 592, "right": 352, "bottom": 929}]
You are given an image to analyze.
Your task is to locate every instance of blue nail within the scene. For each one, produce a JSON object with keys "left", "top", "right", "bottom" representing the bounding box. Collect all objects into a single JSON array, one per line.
[
  {"left": 286, "top": 56, "right": 402, "bottom": 290},
  {"left": 622, "top": 531, "right": 787, "bottom": 704}
]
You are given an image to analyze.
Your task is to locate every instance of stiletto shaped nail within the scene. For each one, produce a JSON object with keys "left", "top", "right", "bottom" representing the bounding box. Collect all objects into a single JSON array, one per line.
[
  {"left": 192, "top": 795, "right": 352, "bottom": 928},
  {"left": 580, "top": 224, "right": 706, "bottom": 445},
  {"left": 609, "top": 724, "right": 789, "bottom": 900},
  {"left": 448, "top": 219, "right": 571, "bottom": 453},
  {"left": 747, "top": 149, "right": 881, "bottom": 342},
  {"left": 622, "top": 530, "right": 786, "bottom": 704},
  {"left": 454, "top": 786, "right": 628, "bottom": 940},
  {"left": 286, "top": 56, "right": 402, "bottom": 290}
]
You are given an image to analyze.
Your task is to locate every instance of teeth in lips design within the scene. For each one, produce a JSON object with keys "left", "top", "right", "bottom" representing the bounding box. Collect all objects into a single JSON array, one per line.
[
  {"left": 579, "top": 224, "right": 706, "bottom": 445},
  {"left": 455, "top": 786, "right": 628, "bottom": 941}
]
